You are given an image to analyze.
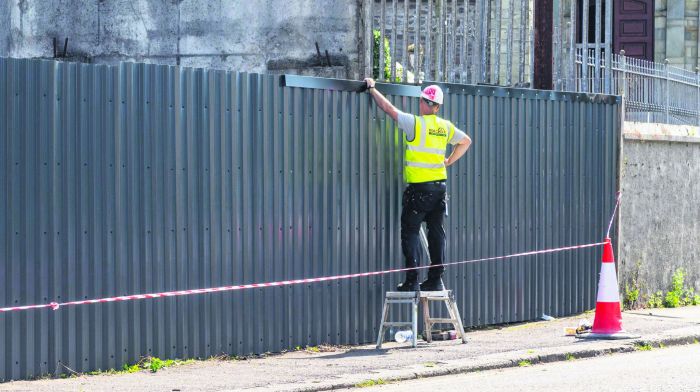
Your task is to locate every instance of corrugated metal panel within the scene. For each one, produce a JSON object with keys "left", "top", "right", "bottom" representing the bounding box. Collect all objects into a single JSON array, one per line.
[{"left": 0, "top": 57, "right": 619, "bottom": 381}]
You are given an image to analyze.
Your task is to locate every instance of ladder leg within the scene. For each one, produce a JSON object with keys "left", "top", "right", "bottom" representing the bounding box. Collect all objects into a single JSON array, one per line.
[
  {"left": 422, "top": 298, "right": 432, "bottom": 343},
  {"left": 376, "top": 298, "right": 390, "bottom": 349},
  {"left": 448, "top": 299, "right": 468, "bottom": 344},
  {"left": 411, "top": 297, "right": 418, "bottom": 348}
]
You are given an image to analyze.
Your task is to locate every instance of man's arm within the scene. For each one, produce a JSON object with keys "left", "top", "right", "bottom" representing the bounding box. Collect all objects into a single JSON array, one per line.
[
  {"left": 445, "top": 135, "right": 471, "bottom": 167},
  {"left": 364, "top": 78, "right": 399, "bottom": 122}
]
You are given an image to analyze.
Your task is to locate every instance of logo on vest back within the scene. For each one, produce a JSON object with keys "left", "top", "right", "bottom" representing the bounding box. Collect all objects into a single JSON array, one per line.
[{"left": 428, "top": 127, "right": 447, "bottom": 137}]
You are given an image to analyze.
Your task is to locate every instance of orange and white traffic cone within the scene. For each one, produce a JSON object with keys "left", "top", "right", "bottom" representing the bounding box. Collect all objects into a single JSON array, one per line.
[{"left": 577, "top": 237, "right": 639, "bottom": 340}]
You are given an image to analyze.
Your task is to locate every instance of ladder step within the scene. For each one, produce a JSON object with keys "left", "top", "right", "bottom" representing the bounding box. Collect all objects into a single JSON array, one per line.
[
  {"left": 426, "top": 318, "right": 457, "bottom": 324},
  {"left": 382, "top": 322, "right": 414, "bottom": 327}
]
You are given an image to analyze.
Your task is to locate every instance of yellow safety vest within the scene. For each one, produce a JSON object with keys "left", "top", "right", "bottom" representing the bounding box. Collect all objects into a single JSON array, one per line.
[{"left": 404, "top": 115, "right": 455, "bottom": 183}]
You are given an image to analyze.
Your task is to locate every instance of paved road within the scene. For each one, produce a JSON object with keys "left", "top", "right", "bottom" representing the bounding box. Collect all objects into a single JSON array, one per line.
[{"left": 354, "top": 343, "right": 700, "bottom": 392}]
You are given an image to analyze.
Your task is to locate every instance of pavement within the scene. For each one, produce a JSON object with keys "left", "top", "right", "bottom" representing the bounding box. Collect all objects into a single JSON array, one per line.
[{"left": 2, "top": 306, "right": 699, "bottom": 392}]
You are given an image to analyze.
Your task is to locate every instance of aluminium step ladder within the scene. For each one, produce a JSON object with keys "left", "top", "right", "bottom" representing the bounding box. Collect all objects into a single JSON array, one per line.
[{"left": 376, "top": 290, "right": 468, "bottom": 348}]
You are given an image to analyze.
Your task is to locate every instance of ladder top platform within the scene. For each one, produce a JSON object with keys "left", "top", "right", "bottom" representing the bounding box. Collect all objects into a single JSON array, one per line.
[{"left": 384, "top": 290, "right": 451, "bottom": 299}]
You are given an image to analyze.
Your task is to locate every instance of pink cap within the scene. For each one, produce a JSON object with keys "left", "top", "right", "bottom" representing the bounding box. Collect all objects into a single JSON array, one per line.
[{"left": 421, "top": 85, "right": 444, "bottom": 105}]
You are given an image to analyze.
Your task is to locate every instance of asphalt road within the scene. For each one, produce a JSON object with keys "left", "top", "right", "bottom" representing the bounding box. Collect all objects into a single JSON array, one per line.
[{"left": 354, "top": 343, "right": 700, "bottom": 392}]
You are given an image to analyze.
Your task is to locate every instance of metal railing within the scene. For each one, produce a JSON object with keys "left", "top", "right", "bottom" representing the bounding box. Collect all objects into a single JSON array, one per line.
[
  {"left": 572, "top": 49, "right": 700, "bottom": 126},
  {"left": 368, "top": 0, "right": 699, "bottom": 126},
  {"left": 365, "top": 0, "right": 534, "bottom": 86}
]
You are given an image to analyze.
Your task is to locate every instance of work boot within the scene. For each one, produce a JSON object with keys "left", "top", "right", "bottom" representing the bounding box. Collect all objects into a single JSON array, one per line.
[
  {"left": 396, "top": 271, "right": 419, "bottom": 292},
  {"left": 396, "top": 279, "right": 419, "bottom": 292},
  {"left": 419, "top": 277, "right": 445, "bottom": 291}
]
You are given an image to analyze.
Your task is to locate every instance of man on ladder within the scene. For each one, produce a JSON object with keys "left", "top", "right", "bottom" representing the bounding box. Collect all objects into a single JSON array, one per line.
[{"left": 364, "top": 78, "right": 472, "bottom": 291}]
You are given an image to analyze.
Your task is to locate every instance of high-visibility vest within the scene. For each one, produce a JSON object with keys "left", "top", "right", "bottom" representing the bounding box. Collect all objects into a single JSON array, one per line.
[{"left": 404, "top": 115, "right": 455, "bottom": 183}]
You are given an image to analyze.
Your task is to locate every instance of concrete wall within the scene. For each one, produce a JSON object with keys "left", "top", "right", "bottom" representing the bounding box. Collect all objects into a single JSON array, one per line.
[
  {"left": 620, "top": 122, "right": 700, "bottom": 306},
  {"left": 0, "top": 0, "right": 362, "bottom": 78}
]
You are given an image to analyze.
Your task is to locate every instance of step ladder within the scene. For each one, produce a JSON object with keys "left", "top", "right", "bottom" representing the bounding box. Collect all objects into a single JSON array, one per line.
[{"left": 376, "top": 290, "right": 468, "bottom": 348}]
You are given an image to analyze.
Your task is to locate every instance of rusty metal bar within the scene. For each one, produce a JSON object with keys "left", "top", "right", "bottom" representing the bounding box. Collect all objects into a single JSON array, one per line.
[
  {"left": 379, "top": 0, "right": 386, "bottom": 81},
  {"left": 391, "top": 0, "right": 398, "bottom": 81},
  {"left": 364, "top": 0, "right": 373, "bottom": 78},
  {"left": 426, "top": 0, "right": 433, "bottom": 81},
  {"left": 416, "top": 0, "right": 422, "bottom": 82},
  {"left": 481, "top": 0, "right": 490, "bottom": 83},
  {"left": 403, "top": 0, "right": 409, "bottom": 82},
  {"left": 581, "top": 0, "right": 589, "bottom": 91},
  {"left": 450, "top": 0, "right": 457, "bottom": 82},
  {"left": 462, "top": 0, "right": 469, "bottom": 83},
  {"left": 568, "top": 0, "right": 576, "bottom": 91},
  {"left": 506, "top": 0, "right": 515, "bottom": 85},
  {"left": 494, "top": 0, "right": 502, "bottom": 85},
  {"left": 553, "top": 0, "right": 562, "bottom": 90},
  {"left": 518, "top": 0, "right": 526, "bottom": 83},
  {"left": 604, "top": 0, "right": 612, "bottom": 93},
  {"left": 594, "top": 0, "right": 601, "bottom": 93}
]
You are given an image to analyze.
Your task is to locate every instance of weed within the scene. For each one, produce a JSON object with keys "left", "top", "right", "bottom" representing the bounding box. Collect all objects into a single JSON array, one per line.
[
  {"left": 635, "top": 343, "right": 653, "bottom": 351},
  {"left": 526, "top": 349, "right": 535, "bottom": 354},
  {"left": 372, "top": 30, "right": 392, "bottom": 81},
  {"left": 658, "top": 343, "right": 665, "bottom": 349},
  {"left": 518, "top": 360, "right": 532, "bottom": 367},
  {"left": 122, "top": 363, "right": 141, "bottom": 373},
  {"left": 623, "top": 261, "right": 642, "bottom": 310},
  {"left": 305, "top": 346, "right": 320, "bottom": 353},
  {"left": 146, "top": 357, "right": 164, "bottom": 373},
  {"left": 647, "top": 291, "right": 664, "bottom": 308},
  {"left": 624, "top": 284, "right": 640, "bottom": 310},
  {"left": 694, "top": 339, "right": 699, "bottom": 344},
  {"left": 565, "top": 354, "right": 575, "bottom": 361},
  {"left": 423, "top": 362, "right": 436, "bottom": 368},
  {"left": 682, "top": 288, "right": 700, "bottom": 306},
  {"left": 356, "top": 378, "right": 387, "bottom": 388}
]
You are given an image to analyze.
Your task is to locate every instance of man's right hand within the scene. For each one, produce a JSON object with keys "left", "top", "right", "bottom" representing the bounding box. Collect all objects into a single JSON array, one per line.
[{"left": 364, "top": 78, "right": 376, "bottom": 89}]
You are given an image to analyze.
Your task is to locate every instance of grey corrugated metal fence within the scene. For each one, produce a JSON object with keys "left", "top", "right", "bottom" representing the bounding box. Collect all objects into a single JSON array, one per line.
[{"left": 0, "top": 57, "right": 619, "bottom": 381}]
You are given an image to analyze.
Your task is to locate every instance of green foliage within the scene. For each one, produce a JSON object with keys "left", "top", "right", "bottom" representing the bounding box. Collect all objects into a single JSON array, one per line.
[
  {"left": 623, "top": 283, "right": 640, "bottom": 310},
  {"left": 122, "top": 363, "right": 141, "bottom": 373},
  {"left": 372, "top": 30, "right": 403, "bottom": 83},
  {"left": 682, "top": 287, "right": 700, "bottom": 306},
  {"left": 635, "top": 343, "right": 653, "bottom": 351},
  {"left": 146, "top": 357, "right": 164, "bottom": 373},
  {"left": 647, "top": 291, "right": 664, "bottom": 308},
  {"left": 565, "top": 353, "right": 575, "bottom": 361},
  {"left": 623, "top": 260, "right": 642, "bottom": 310},
  {"left": 356, "top": 378, "right": 387, "bottom": 388},
  {"left": 664, "top": 268, "right": 686, "bottom": 308},
  {"left": 518, "top": 360, "right": 532, "bottom": 367}
]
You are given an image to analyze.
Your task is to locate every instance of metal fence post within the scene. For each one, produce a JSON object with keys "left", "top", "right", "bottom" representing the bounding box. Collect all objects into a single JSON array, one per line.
[
  {"left": 696, "top": 67, "right": 699, "bottom": 128},
  {"left": 620, "top": 50, "right": 627, "bottom": 121},
  {"left": 664, "top": 59, "right": 670, "bottom": 123}
]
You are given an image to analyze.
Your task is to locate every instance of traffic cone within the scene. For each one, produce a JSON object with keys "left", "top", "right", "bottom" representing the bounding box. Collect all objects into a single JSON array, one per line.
[{"left": 577, "top": 237, "right": 639, "bottom": 340}]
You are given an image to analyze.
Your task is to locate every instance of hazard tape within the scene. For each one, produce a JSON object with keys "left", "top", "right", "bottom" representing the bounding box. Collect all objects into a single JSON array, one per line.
[
  {"left": 0, "top": 241, "right": 606, "bottom": 313},
  {"left": 1, "top": 193, "right": 621, "bottom": 314},
  {"left": 606, "top": 191, "right": 621, "bottom": 239}
]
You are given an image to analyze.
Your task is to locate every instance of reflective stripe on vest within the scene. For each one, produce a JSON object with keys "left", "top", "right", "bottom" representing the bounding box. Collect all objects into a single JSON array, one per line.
[{"left": 404, "top": 115, "right": 455, "bottom": 183}]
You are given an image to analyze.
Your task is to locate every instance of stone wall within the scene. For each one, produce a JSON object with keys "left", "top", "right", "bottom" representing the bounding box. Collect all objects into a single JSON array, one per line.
[
  {"left": 655, "top": 0, "right": 700, "bottom": 70},
  {"left": 619, "top": 122, "right": 700, "bottom": 307},
  {"left": 0, "top": 0, "right": 362, "bottom": 78}
]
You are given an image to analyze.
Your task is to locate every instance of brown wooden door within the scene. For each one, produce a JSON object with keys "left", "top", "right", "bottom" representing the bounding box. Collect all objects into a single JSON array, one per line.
[{"left": 613, "top": 0, "right": 654, "bottom": 60}]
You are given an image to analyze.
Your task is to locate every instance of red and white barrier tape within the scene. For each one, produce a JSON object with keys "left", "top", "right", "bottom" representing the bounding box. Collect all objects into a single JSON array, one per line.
[
  {"left": 0, "top": 241, "right": 605, "bottom": 313},
  {"left": 606, "top": 191, "right": 621, "bottom": 239}
]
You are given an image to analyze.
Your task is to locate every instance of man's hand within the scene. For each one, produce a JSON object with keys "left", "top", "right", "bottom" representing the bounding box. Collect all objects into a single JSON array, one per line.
[{"left": 362, "top": 77, "right": 399, "bottom": 121}]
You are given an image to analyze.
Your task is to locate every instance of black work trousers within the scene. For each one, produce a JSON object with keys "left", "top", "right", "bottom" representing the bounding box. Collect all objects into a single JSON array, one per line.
[{"left": 400, "top": 181, "right": 447, "bottom": 282}]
